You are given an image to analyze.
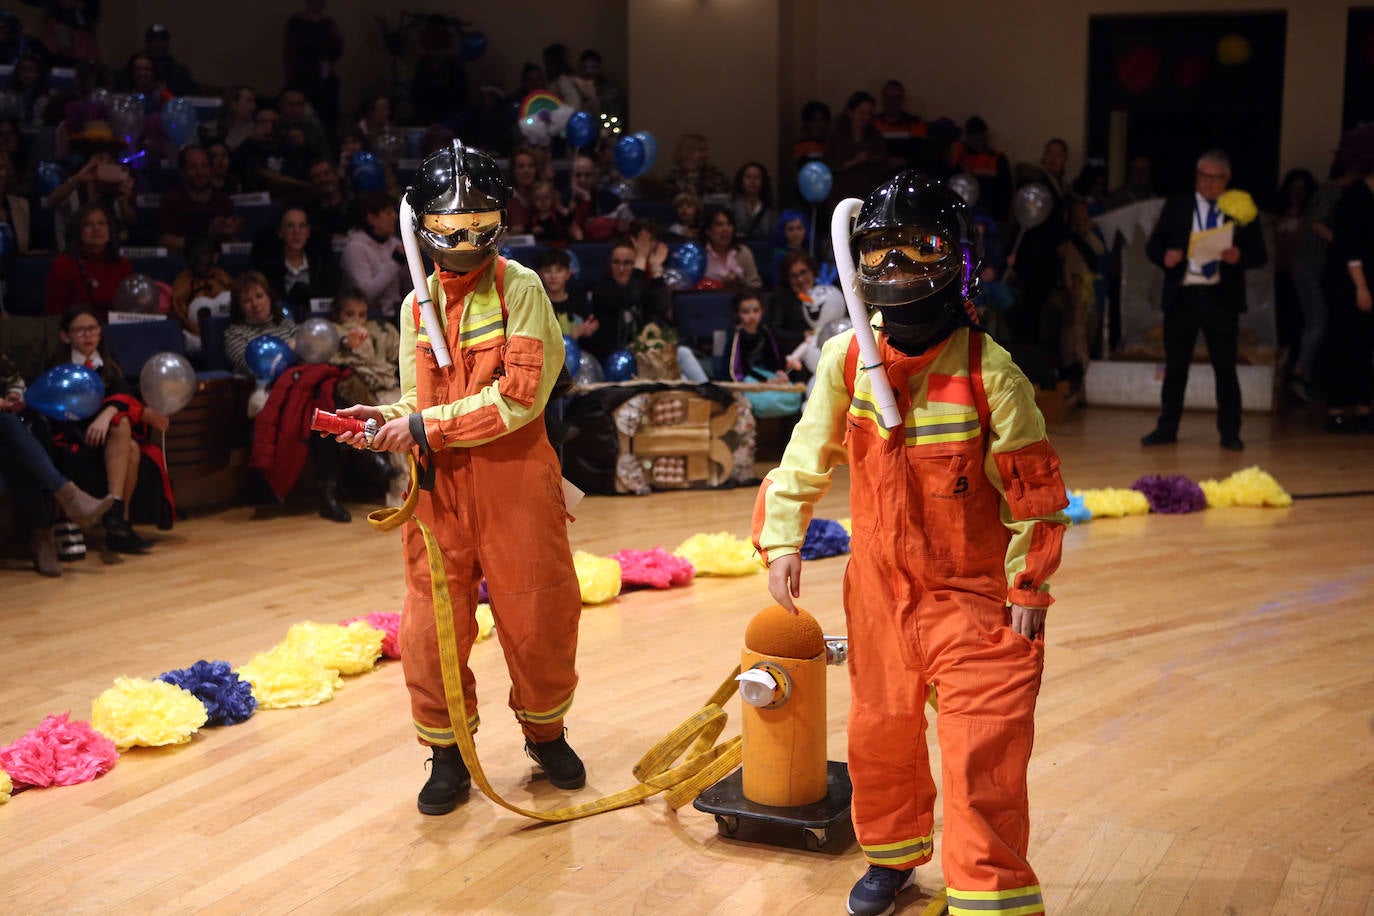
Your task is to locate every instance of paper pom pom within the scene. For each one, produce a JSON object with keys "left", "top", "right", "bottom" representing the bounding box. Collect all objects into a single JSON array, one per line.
[
  {"left": 612, "top": 547, "right": 695, "bottom": 589},
  {"left": 475, "top": 603, "right": 495, "bottom": 641},
  {"left": 838, "top": 517, "right": 852, "bottom": 534},
  {"left": 1199, "top": 466, "right": 1292, "bottom": 508},
  {"left": 0, "top": 767, "right": 10, "bottom": 802},
  {"left": 1064, "top": 492, "right": 1093, "bottom": 525},
  {"left": 91, "top": 677, "right": 209, "bottom": 750},
  {"left": 0, "top": 714, "right": 118, "bottom": 788},
  {"left": 280, "top": 621, "right": 384, "bottom": 675},
  {"left": 157, "top": 661, "right": 257, "bottom": 726},
  {"left": 1076, "top": 487, "right": 1151, "bottom": 518},
  {"left": 340, "top": 611, "right": 401, "bottom": 659},
  {"left": 238, "top": 645, "right": 343, "bottom": 709},
  {"left": 800, "top": 518, "right": 851, "bottom": 560},
  {"left": 574, "top": 551, "right": 623, "bottom": 605},
  {"left": 1131, "top": 474, "right": 1207, "bottom": 514},
  {"left": 477, "top": 578, "right": 490, "bottom": 604},
  {"left": 674, "top": 532, "right": 763, "bottom": 576}
]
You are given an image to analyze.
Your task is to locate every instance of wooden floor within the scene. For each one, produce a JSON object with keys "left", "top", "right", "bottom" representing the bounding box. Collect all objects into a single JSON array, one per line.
[{"left": 1, "top": 405, "right": 1372, "bottom": 915}]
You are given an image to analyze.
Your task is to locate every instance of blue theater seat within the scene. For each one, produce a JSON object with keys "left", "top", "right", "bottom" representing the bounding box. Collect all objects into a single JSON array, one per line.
[
  {"left": 199, "top": 315, "right": 233, "bottom": 373},
  {"left": 7, "top": 255, "right": 54, "bottom": 315},
  {"left": 568, "top": 241, "right": 611, "bottom": 287},
  {"left": 104, "top": 317, "right": 184, "bottom": 382},
  {"left": 746, "top": 240, "right": 775, "bottom": 286},
  {"left": 128, "top": 255, "right": 182, "bottom": 284}
]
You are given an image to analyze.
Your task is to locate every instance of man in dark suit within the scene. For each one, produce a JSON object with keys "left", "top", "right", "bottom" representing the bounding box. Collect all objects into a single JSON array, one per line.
[{"left": 1142, "top": 150, "right": 1266, "bottom": 450}]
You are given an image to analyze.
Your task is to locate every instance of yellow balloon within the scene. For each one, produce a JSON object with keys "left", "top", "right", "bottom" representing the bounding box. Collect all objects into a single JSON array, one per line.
[{"left": 1217, "top": 34, "right": 1251, "bottom": 66}]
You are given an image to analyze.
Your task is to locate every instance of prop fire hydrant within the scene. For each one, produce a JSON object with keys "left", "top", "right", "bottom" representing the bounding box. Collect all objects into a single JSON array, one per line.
[{"left": 694, "top": 604, "right": 853, "bottom": 851}]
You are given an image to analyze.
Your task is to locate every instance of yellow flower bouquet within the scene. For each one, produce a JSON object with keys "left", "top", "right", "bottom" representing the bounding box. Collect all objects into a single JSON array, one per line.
[{"left": 1216, "top": 189, "right": 1257, "bottom": 226}]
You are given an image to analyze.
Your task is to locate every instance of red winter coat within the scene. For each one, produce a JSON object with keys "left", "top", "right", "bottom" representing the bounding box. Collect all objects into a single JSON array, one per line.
[{"left": 250, "top": 363, "right": 348, "bottom": 500}]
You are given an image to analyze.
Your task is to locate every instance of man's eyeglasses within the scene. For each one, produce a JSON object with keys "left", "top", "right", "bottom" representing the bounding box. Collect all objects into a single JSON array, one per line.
[
  {"left": 69, "top": 326, "right": 101, "bottom": 337},
  {"left": 1196, "top": 170, "right": 1228, "bottom": 182}
]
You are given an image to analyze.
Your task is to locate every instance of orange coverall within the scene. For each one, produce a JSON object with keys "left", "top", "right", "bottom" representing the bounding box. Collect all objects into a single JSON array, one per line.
[
  {"left": 753, "top": 325, "right": 1068, "bottom": 915},
  {"left": 378, "top": 257, "right": 582, "bottom": 747}
]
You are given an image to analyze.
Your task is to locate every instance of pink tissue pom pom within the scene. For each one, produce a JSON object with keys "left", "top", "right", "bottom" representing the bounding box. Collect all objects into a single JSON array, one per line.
[
  {"left": 612, "top": 547, "right": 696, "bottom": 590},
  {"left": 340, "top": 611, "right": 401, "bottom": 659},
  {"left": 0, "top": 713, "right": 118, "bottom": 788}
]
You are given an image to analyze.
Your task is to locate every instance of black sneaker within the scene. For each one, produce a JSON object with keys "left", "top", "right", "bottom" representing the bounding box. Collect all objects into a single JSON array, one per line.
[
  {"left": 847, "top": 866, "right": 916, "bottom": 916},
  {"left": 1140, "top": 428, "right": 1177, "bottom": 446},
  {"left": 105, "top": 520, "right": 152, "bottom": 554},
  {"left": 417, "top": 745, "right": 471, "bottom": 815},
  {"left": 524, "top": 729, "right": 586, "bottom": 790}
]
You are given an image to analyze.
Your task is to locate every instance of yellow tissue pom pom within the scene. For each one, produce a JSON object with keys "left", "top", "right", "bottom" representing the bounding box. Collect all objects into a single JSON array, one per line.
[
  {"left": 0, "top": 767, "right": 11, "bottom": 803},
  {"left": 279, "top": 621, "right": 384, "bottom": 676},
  {"left": 674, "top": 532, "right": 763, "bottom": 576},
  {"left": 1217, "top": 189, "right": 1258, "bottom": 226},
  {"left": 1199, "top": 466, "right": 1292, "bottom": 508},
  {"left": 90, "top": 677, "right": 209, "bottom": 750},
  {"left": 574, "top": 551, "right": 622, "bottom": 605},
  {"left": 838, "top": 518, "right": 853, "bottom": 534},
  {"left": 1076, "top": 487, "right": 1151, "bottom": 518},
  {"left": 475, "top": 603, "right": 495, "bottom": 641},
  {"left": 238, "top": 644, "right": 343, "bottom": 709}
]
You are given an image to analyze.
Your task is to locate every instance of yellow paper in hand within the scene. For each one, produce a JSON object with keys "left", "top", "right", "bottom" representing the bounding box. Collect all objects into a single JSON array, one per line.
[{"left": 1187, "top": 223, "right": 1233, "bottom": 264}]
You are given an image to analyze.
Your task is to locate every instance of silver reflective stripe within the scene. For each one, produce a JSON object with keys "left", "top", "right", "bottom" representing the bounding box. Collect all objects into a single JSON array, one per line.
[
  {"left": 947, "top": 890, "right": 1044, "bottom": 911},
  {"left": 459, "top": 318, "right": 504, "bottom": 341},
  {"left": 912, "top": 417, "right": 979, "bottom": 437},
  {"left": 866, "top": 840, "right": 932, "bottom": 861}
]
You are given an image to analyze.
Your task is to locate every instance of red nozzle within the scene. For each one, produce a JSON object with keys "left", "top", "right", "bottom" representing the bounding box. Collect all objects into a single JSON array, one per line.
[{"left": 310, "top": 409, "right": 367, "bottom": 436}]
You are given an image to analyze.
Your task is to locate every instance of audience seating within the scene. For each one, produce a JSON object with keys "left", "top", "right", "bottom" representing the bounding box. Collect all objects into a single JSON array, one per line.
[
  {"left": 672, "top": 290, "right": 735, "bottom": 378},
  {"left": 105, "top": 317, "right": 184, "bottom": 382}
]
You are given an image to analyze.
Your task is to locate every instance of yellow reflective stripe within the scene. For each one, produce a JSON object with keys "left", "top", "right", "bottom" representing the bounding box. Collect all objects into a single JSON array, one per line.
[
  {"left": 459, "top": 318, "right": 505, "bottom": 343},
  {"left": 517, "top": 693, "right": 574, "bottom": 724},
  {"left": 911, "top": 410, "right": 978, "bottom": 428},
  {"left": 414, "top": 715, "right": 479, "bottom": 745},
  {"left": 947, "top": 884, "right": 1044, "bottom": 915},
  {"left": 848, "top": 393, "right": 891, "bottom": 438},
  {"left": 861, "top": 833, "right": 934, "bottom": 866}
]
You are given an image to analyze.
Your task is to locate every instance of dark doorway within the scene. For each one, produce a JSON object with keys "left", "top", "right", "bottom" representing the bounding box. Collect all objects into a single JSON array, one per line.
[
  {"left": 1344, "top": 8, "right": 1374, "bottom": 130},
  {"left": 1087, "top": 13, "right": 1286, "bottom": 196}
]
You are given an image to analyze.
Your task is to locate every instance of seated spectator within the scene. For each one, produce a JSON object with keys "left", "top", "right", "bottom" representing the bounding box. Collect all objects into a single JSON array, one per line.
[
  {"left": 12, "top": 51, "right": 52, "bottom": 127},
  {"left": 719, "top": 289, "right": 789, "bottom": 386},
  {"left": 158, "top": 145, "right": 242, "bottom": 254},
  {"left": 45, "top": 202, "right": 133, "bottom": 320},
  {"left": 116, "top": 52, "right": 172, "bottom": 110},
  {"left": 328, "top": 288, "right": 406, "bottom": 506},
  {"left": 277, "top": 85, "right": 331, "bottom": 163},
  {"left": 205, "top": 140, "right": 242, "bottom": 195},
  {"left": 0, "top": 149, "right": 31, "bottom": 254},
  {"left": 1, "top": 352, "right": 116, "bottom": 576},
  {"left": 232, "top": 107, "right": 310, "bottom": 196},
  {"left": 170, "top": 234, "right": 233, "bottom": 347},
  {"left": 568, "top": 152, "right": 606, "bottom": 234},
  {"left": 953, "top": 116, "right": 1013, "bottom": 220},
  {"left": 306, "top": 158, "right": 352, "bottom": 240},
  {"left": 506, "top": 145, "right": 544, "bottom": 234},
  {"left": 585, "top": 238, "right": 670, "bottom": 359},
  {"left": 667, "top": 133, "right": 731, "bottom": 200},
  {"left": 224, "top": 269, "right": 297, "bottom": 375},
  {"left": 772, "top": 208, "right": 814, "bottom": 270},
  {"left": 793, "top": 100, "right": 831, "bottom": 171},
  {"left": 771, "top": 250, "right": 824, "bottom": 352},
  {"left": 46, "top": 305, "right": 171, "bottom": 553},
  {"left": 47, "top": 124, "right": 137, "bottom": 248},
  {"left": 825, "top": 91, "right": 887, "bottom": 204},
  {"left": 356, "top": 94, "right": 394, "bottom": 146},
  {"left": 731, "top": 161, "right": 777, "bottom": 241},
  {"left": 340, "top": 190, "right": 405, "bottom": 318},
  {"left": 529, "top": 179, "right": 581, "bottom": 246},
  {"left": 536, "top": 248, "right": 595, "bottom": 340},
  {"left": 141, "top": 23, "right": 197, "bottom": 96},
  {"left": 218, "top": 86, "right": 257, "bottom": 151},
  {"left": 253, "top": 204, "right": 341, "bottom": 313},
  {"left": 702, "top": 205, "right": 762, "bottom": 289},
  {"left": 667, "top": 191, "right": 702, "bottom": 242},
  {"left": 629, "top": 218, "right": 669, "bottom": 279}
]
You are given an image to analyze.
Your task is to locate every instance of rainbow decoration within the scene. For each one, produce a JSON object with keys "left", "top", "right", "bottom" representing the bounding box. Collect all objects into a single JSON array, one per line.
[{"left": 518, "top": 91, "right": 565, "bottom": 121}]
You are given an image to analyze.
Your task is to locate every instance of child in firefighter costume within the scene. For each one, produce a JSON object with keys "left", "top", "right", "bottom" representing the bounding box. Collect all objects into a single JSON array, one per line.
[
  {"left": 752, "top": 173, "right": 1068, "bottom": 916},
  {"left": 338, "top": 142, "right": 586, "bottom": 815}
]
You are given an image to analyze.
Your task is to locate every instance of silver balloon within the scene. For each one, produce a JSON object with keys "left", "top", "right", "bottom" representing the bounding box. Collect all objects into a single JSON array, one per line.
[
  {"left": 113, "top": 273, "right": 158, "bottom": 313},
  {"left": 373, "top": 129, "right": 405, "bottom": 164},
  {"left": 575, "top": 351, "right": 604, "bottom": 384},
  {"left": 1014, "top": 182, "right": 1053, "bottom": 229},
  {"left": 107, "top": 94, "right": 144, "bottom": 143},
  {"left": 139, "top": 351, "right": 196, "bottom": 415},
  {"left": 947, "top": 173, "right": 980, "bottom": 209},
  {"left": 817, "top": 318, "right": 853, "bottom": 349},
  {"left": 660, "top": 267, "right": 692, "bottom": 291},
  {"left": 294, "top": 317, "right": 341, "bottom": 364}
]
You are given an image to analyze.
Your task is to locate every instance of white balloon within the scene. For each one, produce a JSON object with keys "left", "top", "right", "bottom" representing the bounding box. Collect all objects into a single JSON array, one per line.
[
  {"left": 948, "top": 173, "right": 980, "bottom": 209},
  {"left": 1014, "top": 182, "right": 1053, "bottom": 229},
  {"left": 295, "top": 317, "right": 341, "bottom": 364},
  {"left": 139, "top": 351, "right": 196, "bottom": 415},
  {"left": 817, "top": 318, "right": 853, "bottom": 350}
]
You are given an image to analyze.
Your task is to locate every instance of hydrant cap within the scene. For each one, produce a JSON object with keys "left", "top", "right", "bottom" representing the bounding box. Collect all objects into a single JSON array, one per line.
[{"left": 745, "top": 604, "right": 826, "bottom": 659}]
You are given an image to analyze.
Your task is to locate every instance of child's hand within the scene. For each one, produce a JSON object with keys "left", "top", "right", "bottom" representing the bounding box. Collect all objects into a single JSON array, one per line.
[
  {"left": 370, "top": 415, "right": 417, "bottom": 453},
  {"left": 142, "top": 406, "right": 170, "bottom": 432},
  {"left": 768, "top": 554, "right": 803, "bottom": 614},
  {"left": 345, "top": 327, "right": 369, "bottom": 350},
  {"left": 785, "top": 357, "right": 803, "bottom": 373},
  {"left": 579, "top": 315, "right": 600, "bottom": 337},
  {"left": 334, "top": 404, "right": 384, "bottom": 449},
  {"left": 1010, "top": 603, "right": 1046, "bottom": 640}
]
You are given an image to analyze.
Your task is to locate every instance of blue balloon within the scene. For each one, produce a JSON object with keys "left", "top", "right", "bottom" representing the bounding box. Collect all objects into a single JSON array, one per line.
[
  {"left": 26, "top": 365, "right": 105, "bottom": 422},
  {"left": 245, "top": 334, "right": 296, "bottom": 383},
  {"left": 349, "top": 150, "right": 385, "bottom": 191},
  {"left": 566, "top": 248, "right": 581, "bottom": 279},
  {"left": 36, "top": 160, "right": 67, "bottom": 196},
  {"left": 461, "top": 30, "right": 488, "bottom": 61},
  {"left": 614, "top": 135, "right": 646, "bottom": 179},
  {"left": 603, "top": 349, "right": 638, "bottom": 382},
  {"left": 562, "top": 335, "right": 582, "bottom": 379},
  {"left": 669, "top": 241, "right": 706, "bottom": 284},
  {"left": 632, "top": 131, "right": 658, "bottom": 173},
  {"left": 798, "top": 161, "right": 833, "bottom": 204},
  {"left": 566, "top": 111, "right": 597, "bottom": 148},
  {"left": 162, "top": 97, "right": 198, "bottom": 147}
]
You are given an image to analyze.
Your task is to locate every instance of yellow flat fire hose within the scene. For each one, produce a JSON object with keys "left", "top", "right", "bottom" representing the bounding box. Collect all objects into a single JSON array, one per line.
[{"left": 366, "top": 456, "right": 743, "bottom": 821}]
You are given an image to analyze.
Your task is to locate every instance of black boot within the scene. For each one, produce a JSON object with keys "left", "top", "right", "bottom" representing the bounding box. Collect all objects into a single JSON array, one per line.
[
  {"left": 417, "top": 745, "right": 471, "bottom": 815},
  {"left": 317, "top": 481, "right": 351, "bottom": 523},
  {"left": 103, "top": 500, "right": 151, "bottom": 554},
  {"left": 525, "top": 729, "right": 586, "bottom": 790}
]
